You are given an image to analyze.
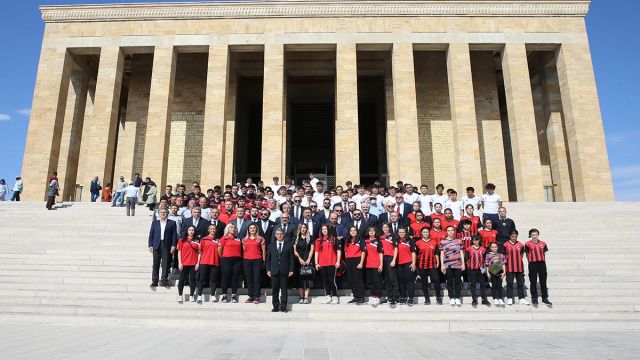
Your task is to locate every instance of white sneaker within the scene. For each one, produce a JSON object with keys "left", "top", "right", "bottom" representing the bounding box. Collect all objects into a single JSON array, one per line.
[
  {"left": 298, "top": 299, "right": 304, "bottom": 304},
  {"left": 519, "top": 298, "right": 530, "bottom": 305},
  {"left": 196, "top": 296, "right": 202, "bottom": 304},
  {"left": 507, "top": 298, "right": 513, "bottom": 305},
  {"left": 367, "top": 297, "right": 374, "bottom": 305},
  {"left": 323, "top": 296, "right": 333, "bottom": 304},
  {"left": 372, "top": 297, "right": 380, "bottom": 306},
  {"left": 330, "top": 296, "right": 339, "bottom": 304},
  {"left": 450, "top": 299, "right": 456, "bottom": 306},
  {"left": 190, "top": 295, "right": 197, "bottom": 303},
  {"left": 455, "top": 298, "right": 461, "bottom": 306},
  {"left": 177, "top": 295, "right": 183, "bottom": 303},
  {"left": 498, "top": 299, "right": 505, "bottom": 305},
  {"left": 211, "top": 295, "right": 219, "bottom": 303},
  {"left": 493, "top": 299, "right": 500, "bottom": 305}
]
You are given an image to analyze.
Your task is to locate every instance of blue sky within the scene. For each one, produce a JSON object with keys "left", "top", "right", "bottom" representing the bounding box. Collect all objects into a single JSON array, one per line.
[{"left": 0, "top": 0, "right": 638, "bottom": 200}]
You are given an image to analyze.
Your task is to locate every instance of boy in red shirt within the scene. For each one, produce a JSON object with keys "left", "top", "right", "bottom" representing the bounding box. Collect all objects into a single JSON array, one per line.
[
  {"left": 500, "top": 230, "right": 529, "bottom": 305},
  {"left": 525, "top": 228, "right": 551, "bottom": 305}
]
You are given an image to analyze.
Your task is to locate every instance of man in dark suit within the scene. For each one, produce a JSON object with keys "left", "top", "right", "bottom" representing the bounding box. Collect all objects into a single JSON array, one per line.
[
  {"left": 360, "top": 203, "right": 378, "bottom": 228},
  {"left": 209, "top": 207, "right": 226, "bottom": 239},
  {"left": 378, "top": 201, "right": 408, "bottom": 228},
  {"left": 182, "top": 207, "right": 208, "bottom": 240},
  {"left": 291, "top": 195, "right": 306, "bottom": 222},
  {"left": 346, "top": 209, "right": 369, "bottom": 239},
  {"left": 230, "top": 207, "right": 250, "bottom": 238},
  {"left": 272, "top": 213, "right": 296, "bottom": 244},
  {"left": 315, "top": 198, "right": 333, "bottom": 225},
  {"left": 392, "top": 193, "right": 413, "bottom": 219},
  {"left": 266, "top": 228, "right": 294, "bottom": 312},
  {"left": 300, "top": 208, "right": 319, "bottom": 240},
  {"left": 258, "top": 209, "right": 276, "bottom": 245},
  {"left": 148, "top": 208, "right": 177, "bottom": 287},
  {"left": 328, "top": 212, "right": 348, "bottom": 240}
]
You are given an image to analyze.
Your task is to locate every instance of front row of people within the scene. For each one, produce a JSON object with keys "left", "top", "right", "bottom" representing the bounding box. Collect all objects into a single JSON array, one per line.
[{"left": 152, "top": 210, "right": 551, "bottom": 310}]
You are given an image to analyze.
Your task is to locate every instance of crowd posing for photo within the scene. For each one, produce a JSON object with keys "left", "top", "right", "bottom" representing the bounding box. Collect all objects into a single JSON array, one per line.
[{"left": 146, "top": 174, "right": 551, "bottom": 313}]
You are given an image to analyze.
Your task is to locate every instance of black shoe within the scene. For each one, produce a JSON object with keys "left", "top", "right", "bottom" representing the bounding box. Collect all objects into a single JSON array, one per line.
[
  {"left": 150, "top": 282, "right": 158, "bottom": 287},
  {"left": 542, "top": 298, "right": 552, "bottom": 305},
  {"left": 532, "top": 298, "right": 539, "bottom": 305},
  {"left": 389, "top": 297, "right": 396, "bottom": 305},
  {"left": 407, "top": 298, "right": 414, "bottom": 305},
  {"left": 271, "top": 307, "right": 280, "bottom": 312},
  {"left": 481, "top": 299, "right": 491, "bottom": 306},
  {"left": 280, "top": 306, "right": 288, "bottom": 313},
  {"left": 348, "top": 298, "right": 358, "bottom": 304},
  {"left": 436, "top": 298, "right": 443, "bottom": 305},
  {"left": 399, "top": 297, "right": 407, "bottom": 304},
  {"left": 356, "top": 298, "right": 365, "bottom": 305},
  {"left": 471, "top": 300, "right": 478, "bottom": 306},
  {"left": 159, "top": 280, "right": 168, "bottom": 287},
  {"left": 424, "top": 298, "right": 431, "bottom": 305}
]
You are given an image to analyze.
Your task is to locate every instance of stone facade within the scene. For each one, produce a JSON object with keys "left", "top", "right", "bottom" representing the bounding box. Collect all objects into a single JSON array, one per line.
[{"left": 21, "top": 0, "right": 614, "bottom": 201}]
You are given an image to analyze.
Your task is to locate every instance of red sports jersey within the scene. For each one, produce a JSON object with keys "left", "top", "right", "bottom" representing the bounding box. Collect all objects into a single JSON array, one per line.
[
  {"left": 441, "top": 218, "right": 459, "bottom": 233},
  {"left": 461, "top": 215, "right": 482, "bottom": 234},
  {"left": 430, "top": 213, "right": 446, "bottom": 222},
  {"left": 344, "top": 238, "right": 366, "bottom": 259},
  {"left": 502, "top": 241, "right": 525, "bottom": 273},
  {"left": 410, "top": 222, "right": 430, "bottom": 239},
  {"left": 466, "top": 245, "right": 486, "bottom": 270},
  {"left": 218, "top": 211, "right": 234, "bottom": 225},
  {"left": 416, "top": 239, "right": 439, "bottom": 269},
  {"left": 456, "top": 230, "right": 474, "bottom": 250},
  {"left": 220, "top": 235, "right": 242, "bottom": 258},
  {"left": 315, "top": 237, "right": 340, "bottom": 267},
  {"left": 478, "top": 229, "right": 498, "bottom": 248},
  {"left": 525, "top": 240, "right": 548, "bottom": 262},
  {"left": 396, "top": 238, "right": 416, "bottom": 265},
  {"left": 177, "top": 239, "right": 199, "bottom": 266},
  {"left": 242, "top": 236, "right": 265, "bottom": 260},
  {"left": 429, "top": 229, "right": 446, "bottom": 245},
  {"left": 364, "top": 238, "right": 383, "bottom": 269},
  {"left": 199, "top": 235, "right": 220, "bottom": 266},
  {"left": 380, "top": 234, "right": 397, "bottom": 257}
]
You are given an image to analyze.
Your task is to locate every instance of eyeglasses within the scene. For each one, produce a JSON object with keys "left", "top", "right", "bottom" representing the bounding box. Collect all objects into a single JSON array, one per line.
[{"left": 310, "top": 205, "right": 317, "bottom": 208}]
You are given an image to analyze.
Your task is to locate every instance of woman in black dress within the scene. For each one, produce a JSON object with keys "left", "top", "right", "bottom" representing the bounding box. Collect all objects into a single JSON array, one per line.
[{"left": 293, "top": 223, "right": 314, "bottom": 304}]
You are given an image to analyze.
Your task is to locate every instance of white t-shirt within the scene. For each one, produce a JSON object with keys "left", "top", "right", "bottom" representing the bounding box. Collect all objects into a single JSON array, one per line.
[
  {"left": 418, "top": 194, "right": 432, "bottom": 214},
  {"left": 482, "top": 193, "right": 502, "bottom": 214},
  {"left": 309, "top": 178, "right": 319, "bottom": 189},
  {"left": 444, "top": 200, "right": 463, "bottom": 220},
  {"left": 403, "top": 192, "right": 419, "bottom": 205},
  {"left": 430, "top": 194, "right": 449, "bottom": 209},
  {"left": 460, "top": 195, "right": 482, "bottom": 216}
]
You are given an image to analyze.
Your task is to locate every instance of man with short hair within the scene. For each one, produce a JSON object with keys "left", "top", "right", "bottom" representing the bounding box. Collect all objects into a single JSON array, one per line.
[
  {"left": 148, "top": 208, "right": 177, "bottom": 287},
  {"left": 309, "top": 173, "right": 319, "bottom": 190},
  {"left": 182, "top": 207, "right": 208, "bottom": 240},
  {"left": 112, "top": 176, "right": 127, "bottom": 207},
  {"left": 481, "top": 183, "right": 503, "bottom": 226},
  {"left": 403, "top": 183, "right": 419, "bottom": 204},
  {"left": 272, "top": 213, "right": 295, "bottom": 243},
  {"left": 209, "top": 207, "right": 225, "bottom": 240},
  {"left": 301, "top": 208, "right": 319, "bottom": 240},
  {"left": 258, "top": 209, "right": 275, "bottom": 244},
  {"left": 418, "top": 185, "right": 431, "bottom": 215},
  {"left": 360, "top": 202, "right": 378, "bottom": 227},
  {"left": 89, "top": 176, "right": 101, "bottom": 202},
  {"left": 230, "top": 207, "right": 250, "bottom": 238},
  {"left": 430, "top": 184, "right": 448, "bottom": 213},
  {"left": 123, "top": 181, "right": 139, "bottom": 216},
  {"left": 291, "top": 195, "right": 305, "bottom": 221},
  {"left": 460, "top": 186, "right": 481, "bottom": 217},
  {"left": 495, "top": 207, "right": 516, "bottom": 246}
]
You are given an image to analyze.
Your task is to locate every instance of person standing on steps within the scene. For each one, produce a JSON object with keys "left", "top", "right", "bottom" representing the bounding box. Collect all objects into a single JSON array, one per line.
[
  {"left": 11, "top": 176, "right": 23, "bottom": 201},
  {"left": 123, "top": 181, "right": 139, "bottom": 216},
  {"left": 176, "top": 225, "right": 200, "bottom": 303},
  {"left": 415, "top": 228, "right": 442, "bottom": 305},
  {"left": 89, "top": 176, "right": 101, "bottom": 202},
  {"left": 218, "top": 224, "right": 243, "bottom": 303},
  {"left": 440, "top": 225, "right": 465, "bottom": 306},
  {"left": 501, "top": 229, "right": 529, "bottom": 306},
  {"left": 466, "top": 234, "right": 490, "bottom": 306},
  {"left": 266, "top": 228, "right": 294, "bottom": 313},
  {"left": 148, "top": 208, "right": 177, "bottom": 288},
  {"left": 343, "top": 226, "right": 366, "bottom": 305},
  {"left": 314, "top": 224, "right": 342, "bottom": 304},
  {"left": 525, "top": 229, "right": 552, "bottom": 306},
  {"left": 0, "top": 179, "right": 8, "bottom": 201},
  {"left": 485, "top": 242, "right": 506, "bottom": 306},
  {"left": 46, "top": 179, "right": 58, "bottom": 210}
]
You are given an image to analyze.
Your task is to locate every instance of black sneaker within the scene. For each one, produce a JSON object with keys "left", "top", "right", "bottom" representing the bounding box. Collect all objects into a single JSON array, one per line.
[
  {"left": 150, "top": 282, "right": 158, "bottom": 287},
  {"left": 436, "top": 298, "right": 443, "bottom": 305},
  {"left": 231, "top": 295, "right": 239, "bottom": 303},
  {"left": 532, "top": 298, "right": 539, "bottom": 305},
  {"left": 471, "top": 300, "right": 478, "bottom": 306},
  {"left": 221, "top": 295, "right": 229, "bottom": 303},
  {"left": 389, "top": 297, "right": 396, "bottom": 305},
  {"left": 481, "top": 299, "right": 491, "bottom": 306},
  {"left": 424, "top": 298, "right": 431, "bottom": 305},
  {"left": 542, "top": 298, "right": 552, "bottom": 305},
  {"left": 407, "top": 298, "right": 414, "bottom": 306},
  {"left": 356, "top": 298, "right": 365, "bottom": 305},
  {"left": 348, "top": 298, "right": 358, "bottom": 304},
  {"left": 399, "top": 297, "right": 407, "bottom": 304}
]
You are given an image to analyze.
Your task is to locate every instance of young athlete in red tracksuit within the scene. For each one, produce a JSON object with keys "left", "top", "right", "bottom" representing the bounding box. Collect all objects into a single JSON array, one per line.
[
  {"left": 466, "top": 234, "right": 490, "bottom": 306},
  {"left": 379, "top": 222, "right": 399, "bottom": 305},
  {"left": 415, "top": 227, "right": 442, "bottom": 305},
  {"left": 364, "top": 226, "right": 384, "bottom": 306},
  {"left": 343, "top": 226, "right": 366, "bottom": 305},
  {"left": 198, "top": 225, "right": 220, "bottom": 303},
  {"left": 315, "top": 224, "right": 342, "bottom": 304},
  {"left": 177, "top": 225, "right": 200, "bottom": 303},
  {"left": 501, "top": 229, "right": 529, "bottom": 305},
  {"left": 525, "top": 228, "right": 552, "bottom": 305},
  {"left": 396, "top": 228, "right": 418, "bottom": 305}
]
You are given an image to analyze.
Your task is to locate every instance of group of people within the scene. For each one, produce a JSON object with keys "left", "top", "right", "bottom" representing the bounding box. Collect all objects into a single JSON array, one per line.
[
  {"left": 0, "top": 176, "right": 23, "bottom": 201},
  {"left": 147, "top": 174, "right": 552, "bottom": 312}
]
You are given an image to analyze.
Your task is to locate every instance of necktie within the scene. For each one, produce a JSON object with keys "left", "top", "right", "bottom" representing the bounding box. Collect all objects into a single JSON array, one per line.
[
  {"left": 393, "top": 223, "right": 397, "bottom": 233},
  {"left": 355, "top": 221, "right": 359, "bottom": 231},
  {"left": 278, "top": 242, "right": 282, "bottom": 254},
  {"left": 283, "top": 224, "right": 287, "bottom": 233},
  {"left": 263, "top": 221, "right": 267, "bottom": 232},
  {"left": 194, "top": 218, "right": 198, "bottom": 227},
  {"left": 364, "top": 214, "right": 369, "bottom": 222},
  {"left": 238, "top": 219, "right": 242, "bottom": 230},
  {"left": 396, "top": 204, "right": 401, "bottom": 213},
  {"left": 296, "top": 207, "right": 300, "bottom": 219}
]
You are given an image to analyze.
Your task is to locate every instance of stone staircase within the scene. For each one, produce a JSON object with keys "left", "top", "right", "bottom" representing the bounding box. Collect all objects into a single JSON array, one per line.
[{"left": 1, "top": 201, "right": 639, "bottom": 331}]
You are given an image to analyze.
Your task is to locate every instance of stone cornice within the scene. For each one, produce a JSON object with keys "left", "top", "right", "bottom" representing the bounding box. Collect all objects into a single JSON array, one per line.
[{"left": 40, "top": 1, "right": 591, "bottom": 23}]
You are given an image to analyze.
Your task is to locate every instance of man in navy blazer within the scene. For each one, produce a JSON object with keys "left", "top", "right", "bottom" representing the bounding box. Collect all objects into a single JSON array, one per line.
[
  {"left": 181, "top": 207, "right": 208, "bottom": 240},
  {"left": 148, "top": 208, "right": 177, "bottom": 287},
  {"left": 266, "top": 228, "right": 294, "bottom": 312}
]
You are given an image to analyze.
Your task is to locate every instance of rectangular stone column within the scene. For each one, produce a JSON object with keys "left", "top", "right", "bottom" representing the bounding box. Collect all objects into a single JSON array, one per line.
[
  {"left": 546, "top": 112, "right": 573, "bottom": 201},
  {"left": 556, "top": 42, "right": 614, "bottom": 201},
  {"left": 260, "top": 43, "right": 285, "bottom": 182},
  {"left": 222, "top": 72, "right": 237, "bottom": 186},
  {"left": 391, "top": 43, "right": 421, "bottom": 186},
  {"left": 57, "top": 67, "right": 89, "bottom": 201},
  {"left": 21, "top": 44, "right": 73, "bottom": 200},
  {"left": 335, "top": 43, "right": 360, "bottom": 186},
  {"left": 142, "top": 45, "right": 177, "bottom": 187},
  {"left": 75, "top": 46, "right": 124, "bottom": 198},
  {"left": 200, "top": 44, "right": 230, "bottom": 187},
  {"left": 501, "top": 43, "right": 544, "bottom": 202},
  {"left": 447, "top": 43, "right": 483, "bottom": 192}
]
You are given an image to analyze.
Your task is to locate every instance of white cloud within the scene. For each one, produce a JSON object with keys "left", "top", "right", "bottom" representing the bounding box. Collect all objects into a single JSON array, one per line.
[
  {"left": 15, "top": 108, "right": 31, "bottom": 116},
  {"left": 0, "top": 114, "right": 10, "bottom": 121},
  {"left": 612, "top": 164, "right": 640, "bottom": 201}
]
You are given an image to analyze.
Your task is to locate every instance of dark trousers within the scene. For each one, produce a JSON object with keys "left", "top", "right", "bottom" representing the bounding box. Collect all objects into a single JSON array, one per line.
[
  {"left": 506, "top": 271, "right": 526, "bottom": 299},
  {"left": 221, "top": 257, "right": 242, "bottom": 294},
  {"left": 152, "top": 243, "right": 169, "bottom": 283},
  {"left": 345, "top": 258, "right": 365, "bottom": 298},
  {"left": 489, "top": 274, "right": 503, "bottom": 299},
  {"left": 126, "top": 197, "right": 137, "bottom": 216},
  {"left": 446, "top": 267, "right": 462, "bottom": 299},
  {"left": 11, "top": 191, "right": 20, "bottom": 201},
  {"left": 468, "top": 269, "right": 488, "bottom": 301},
  {"left": 418, "top": 268, "right": 441, "bottom": 300},
  {"left": 243, "top": 258, "right": 263, "bottom": 299},
  {"left": 382, "top": 256, "right": 399, "bottom": 298},
  {"left": 178, "top": 265, "right": 196, "bottom": 296},
  {"left": 483, "top": 213, "right": 499, "bottom": 228},
  {"left": 528, "top": 262, "right": 549, "bottom": 299},
  {"left": 320, "top": 266, "right": 338, "bottom": 296},
  {"left": 365, "top": 268, "right": 383, "bottom": 297},
  {"left": 397, "top": 263, "right": 416, "bottom": 299},
  {"left": 46, "top": 196, "right": 55, "bottom": 210},
  {"left": 271, "top": 273, "right": 289, "bottom": 308},
  {"left": 198, "top": 264, "right": 219, "bottom": 296},
  {"left": 91, "top": 192, "right": 99, "bottom": 202}
]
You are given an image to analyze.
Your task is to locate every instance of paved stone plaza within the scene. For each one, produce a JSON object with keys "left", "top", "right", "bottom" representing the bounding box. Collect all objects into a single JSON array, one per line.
[{"left": 1, "top": 324, "right": 638, "bottom": 359}]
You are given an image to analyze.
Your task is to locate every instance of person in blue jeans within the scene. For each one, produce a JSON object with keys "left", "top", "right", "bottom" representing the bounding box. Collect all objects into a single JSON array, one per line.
[
  {"left": 11, "top": 176, "right": 23, "bottom": 201},
  {"left": 90, "top": 177, "right": 101, "bottom": 202},
  {"left": 111, "top": 176, "right": 127, "bottom": 207}
]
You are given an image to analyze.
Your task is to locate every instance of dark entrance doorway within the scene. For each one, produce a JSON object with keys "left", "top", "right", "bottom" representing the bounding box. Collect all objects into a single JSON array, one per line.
[{"left": 358, "top": 76, "right": 388, "bottom": 186}]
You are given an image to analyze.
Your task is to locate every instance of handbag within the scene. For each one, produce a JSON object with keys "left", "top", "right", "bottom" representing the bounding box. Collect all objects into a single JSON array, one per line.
[
  {"left": 299, "top": 265, "right": 313, "bottom": 277},
  {"left": 488, "top": 258, "right": 503, "bottom": 276}
]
